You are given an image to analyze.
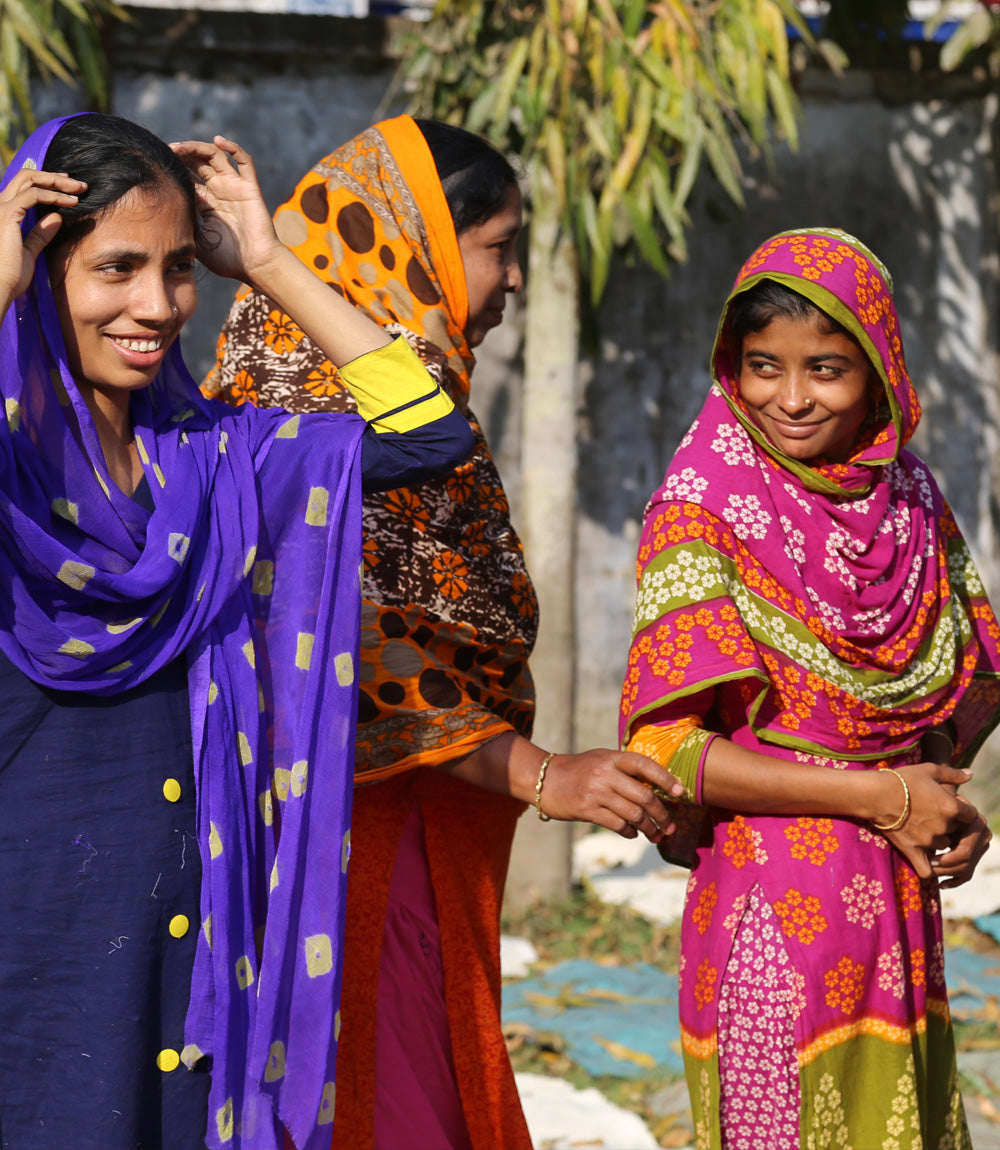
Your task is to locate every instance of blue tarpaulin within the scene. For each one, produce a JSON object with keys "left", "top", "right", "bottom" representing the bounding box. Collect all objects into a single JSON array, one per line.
[
  {"left": 502, "top": 945, "right": 1000, "bottom": 1080},
  {"left": 502, "top": 959, "right": 684, "bottom": 1079}
]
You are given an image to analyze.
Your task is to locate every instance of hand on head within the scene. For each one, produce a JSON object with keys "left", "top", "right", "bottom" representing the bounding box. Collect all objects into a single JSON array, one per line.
[
  {"left": 169, "top": 136, "right": 283, "bottom": 285},
  {"left": 0, "top": 168, "right": 86, "bottom": 313}
]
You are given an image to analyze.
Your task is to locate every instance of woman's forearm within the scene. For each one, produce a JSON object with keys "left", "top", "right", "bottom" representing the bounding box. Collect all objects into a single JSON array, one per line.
[
  {"left": 436, "top": 730, "right": 687, "bottom": 843},
  {"left": 701, "top": 736, "right": 966, "bottom": 826}
]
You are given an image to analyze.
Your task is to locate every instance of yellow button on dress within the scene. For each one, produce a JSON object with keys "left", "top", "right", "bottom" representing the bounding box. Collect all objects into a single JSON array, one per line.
[{"left": 168, "top": 915, "right": 190, "bottom": 938}]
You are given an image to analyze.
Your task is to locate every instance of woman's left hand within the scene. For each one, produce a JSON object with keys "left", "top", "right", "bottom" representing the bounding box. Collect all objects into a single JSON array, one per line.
[
  {"left": 170, "top": 136, "right": 284, "bottom": 284},
  {"left": 929, "top": 799, "right": 992, "bottom": 887}
]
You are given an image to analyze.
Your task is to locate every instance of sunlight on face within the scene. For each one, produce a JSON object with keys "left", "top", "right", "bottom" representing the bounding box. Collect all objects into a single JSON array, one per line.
[
  {"left": 49, "top": 183, "right": 198, "bottom": 416},
  {"left": 458, "top": 184, "right": 523, "bottom": 349},
  {"left": 738, "top": 311, "right": 876, "bottom": 464}
]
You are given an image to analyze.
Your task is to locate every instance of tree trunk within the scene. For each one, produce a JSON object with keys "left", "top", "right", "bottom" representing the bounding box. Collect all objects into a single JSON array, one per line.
[{"left": 504, "top": 164, "right": 579, "bottom": 910}]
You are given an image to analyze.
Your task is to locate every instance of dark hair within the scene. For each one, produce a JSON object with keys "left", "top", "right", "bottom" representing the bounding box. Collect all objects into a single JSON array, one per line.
[
  {"left": 44, "top": 113, "right": 199, "bottom": 253},
  {"left": 414, "top": 119, "right": 518, "bottom": 235},
  {"left": 727, "top": 278, "right": 851, "bottom": 342}
]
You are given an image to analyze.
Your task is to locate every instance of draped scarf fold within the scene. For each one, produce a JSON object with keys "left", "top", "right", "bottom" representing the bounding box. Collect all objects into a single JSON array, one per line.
[{"left": 1, "top": 117, "right": 365, "bottom": 1150}]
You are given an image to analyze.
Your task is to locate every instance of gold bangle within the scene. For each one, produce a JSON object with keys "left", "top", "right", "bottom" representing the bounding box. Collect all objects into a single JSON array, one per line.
[
  {"left": 534, "top": 751, "right": 556, "bottom": 822},
  {"left": 871, "top": 768, "right": 911, "bottom": 832}
]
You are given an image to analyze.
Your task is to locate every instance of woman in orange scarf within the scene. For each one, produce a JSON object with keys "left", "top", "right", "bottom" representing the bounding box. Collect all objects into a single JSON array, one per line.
[{"left": 206, "top": 115, "right": 681, "bottom": 1150}]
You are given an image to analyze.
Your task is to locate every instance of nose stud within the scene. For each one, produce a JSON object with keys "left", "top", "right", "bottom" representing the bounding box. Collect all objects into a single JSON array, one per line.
[
  {"left": 803, "top": 397, "right": 814, "bottom": 409},
  {"left": 171, "top": 304, "right": 179, "bottom": 315}
]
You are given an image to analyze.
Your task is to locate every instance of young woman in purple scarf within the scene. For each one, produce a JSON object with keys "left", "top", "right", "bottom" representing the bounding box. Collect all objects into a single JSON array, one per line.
[{"left": 0, "top": 113, "right": 477, "bottom": 1150}]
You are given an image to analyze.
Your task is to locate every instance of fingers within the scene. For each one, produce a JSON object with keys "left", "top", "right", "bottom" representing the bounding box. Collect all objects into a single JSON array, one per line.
[
  {"left": 894, "top": 838, "right": 933, "bottom": 879},
  {"left": 931, "top": 764, "right": 973, "bottom": 787},
  {"left": 931, "top": 816, "right": 991, "bottom": 887},
  {"left": 23, "top": 213, "right": 64, "bottom": 259},
  {"left": 170, "top": 136, "right": 255, "bottom": 183},
  {"left": 613, "top": 750, "right": 687, "bottom": 798},
  {"left": 0, "top": 169, "right": 85, "bottom": 213},
  {"left": 542, "top": 750, "right": 682, "bottom": 843}
]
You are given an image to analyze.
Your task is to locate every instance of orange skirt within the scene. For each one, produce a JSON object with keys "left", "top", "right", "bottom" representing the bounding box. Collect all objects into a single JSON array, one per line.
[{"left": 331, "top": 768, "right": 532, "bottom": 1150}]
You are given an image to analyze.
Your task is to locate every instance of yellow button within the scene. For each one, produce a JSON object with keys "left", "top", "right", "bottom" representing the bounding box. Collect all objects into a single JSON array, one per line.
[
  {"left": 169, "top": 915, "right": 190, "bottom": 939},
  {"left": 157, "top": 1048, "right": 180, "bottom": 1072},
  {"left": 162, "top": 778, "right": 181, "bottom": 803}
]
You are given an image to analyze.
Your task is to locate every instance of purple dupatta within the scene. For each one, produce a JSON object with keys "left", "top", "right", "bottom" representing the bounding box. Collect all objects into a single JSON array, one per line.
[{"left": 0, "top": 116, "right": 364, "bottom": 1150}]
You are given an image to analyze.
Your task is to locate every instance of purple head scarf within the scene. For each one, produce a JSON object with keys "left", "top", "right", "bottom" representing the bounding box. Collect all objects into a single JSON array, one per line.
[{"left": 0, "top": 115, "right": 365, "bottom": 1149}]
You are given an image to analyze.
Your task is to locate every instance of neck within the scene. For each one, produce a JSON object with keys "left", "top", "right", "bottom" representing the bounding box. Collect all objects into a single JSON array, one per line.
[{"left": 79, "top": 384, "right": 144, "bottom": 497}]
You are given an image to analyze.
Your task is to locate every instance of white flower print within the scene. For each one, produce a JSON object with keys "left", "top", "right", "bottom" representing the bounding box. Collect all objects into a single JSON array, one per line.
[
  {"left": 841, "top": 874, "right": 886, "bottom": 930},
  {"left": 663, "top": 466, "right": 709, "bottom": 504},
  {"left": 877, "top": 942, "right": 906, "bottom": 999},
  {"left": 725, "top": 493, "right": 772, "bottom": 541},
  {"left": 780, "top": 516, "right": 807, "bottom": 565},
  {"left": 782, "top": 481, "right": 813, "bottom": 516},
  {"left": 711, "top": 421, "right": 757, "bottom": 468},
  {"left": 806, "top": 588, "right": 846, "bottom": 633}
]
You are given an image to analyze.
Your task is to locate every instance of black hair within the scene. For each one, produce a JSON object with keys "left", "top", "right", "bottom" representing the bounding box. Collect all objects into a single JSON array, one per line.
[
  {"left": 414, "top": 119, "right": 518, "bottom": 235},
  {"left": 44, "top": 113, "right": 200, "bottom": 253},
  {"left": 727, "top": 278, "right": 852, "bottom": 342}
]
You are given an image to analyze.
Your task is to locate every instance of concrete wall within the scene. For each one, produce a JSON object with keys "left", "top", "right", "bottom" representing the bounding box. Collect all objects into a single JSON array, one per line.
[{"left": 37, "top": 18, "right": 1000, "bottom": 809}]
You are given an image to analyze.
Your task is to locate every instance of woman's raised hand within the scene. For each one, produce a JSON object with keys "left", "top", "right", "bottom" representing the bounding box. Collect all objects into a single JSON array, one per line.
[
  {"left": 0, "top": 168, "right": 84, "bottom": 314},
  {"left": 171, "top": 135, "right": 390, "bottom": 366},
  {"left": 170, "top": 136, "right": 283, "bottom": 286}
]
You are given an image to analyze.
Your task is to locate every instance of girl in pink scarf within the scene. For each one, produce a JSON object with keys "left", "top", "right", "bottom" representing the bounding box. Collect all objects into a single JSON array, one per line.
[{"left": 621, "top": 229, "right": 999, "bottom": 1149}]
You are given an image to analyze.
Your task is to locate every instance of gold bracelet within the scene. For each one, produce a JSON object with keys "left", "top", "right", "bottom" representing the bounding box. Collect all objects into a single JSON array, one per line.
[
  {"left": 534, "top": 751, "right": 556, "bottom": 822},
  {"left": 871, "top": 768, "right": 911, "bottom": 832}
]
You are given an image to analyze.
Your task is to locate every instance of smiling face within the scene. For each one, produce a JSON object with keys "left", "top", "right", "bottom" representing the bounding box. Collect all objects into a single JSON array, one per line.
[
  {"left": 738, "top": 311, "right": 876, "bottom": 464},
  {"left": 457, "top": 183, "right": 523, "bottom": 348},
  {"left": 49, "top": 183, "right": 198, "bottom": 416}
]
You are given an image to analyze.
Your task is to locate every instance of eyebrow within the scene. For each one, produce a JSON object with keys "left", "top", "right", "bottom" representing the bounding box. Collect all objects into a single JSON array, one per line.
[
  {"left": 90, "top": 243, "right": 197, "bottom": 263},
  {"left": 743, "top": 347, "right": 853, "bottom": 364}
]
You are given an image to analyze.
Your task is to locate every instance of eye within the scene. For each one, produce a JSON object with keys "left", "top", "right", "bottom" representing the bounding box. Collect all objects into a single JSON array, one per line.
[
  {"left": 170, "top": 257, "right": 197, "bottom": 275},
  {"left": 813, "top": 363, "right": 844, "bottom": 380}
]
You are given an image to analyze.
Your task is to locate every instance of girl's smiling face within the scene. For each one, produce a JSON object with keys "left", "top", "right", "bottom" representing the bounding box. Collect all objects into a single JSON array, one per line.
[
  {"left": 738, "top": 311, "right": 876, "bottom": 464},
  {"left": 49, "top": 183, "right": 198, "bottom": 406}
]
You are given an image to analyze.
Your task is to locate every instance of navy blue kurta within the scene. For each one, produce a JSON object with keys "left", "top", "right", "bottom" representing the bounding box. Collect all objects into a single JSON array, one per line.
[{"left": 0, "top": 652, "right": 210, "bottom": 1148}]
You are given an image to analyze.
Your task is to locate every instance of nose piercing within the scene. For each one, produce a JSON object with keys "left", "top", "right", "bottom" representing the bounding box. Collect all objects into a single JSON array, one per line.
[
  {"left": 803, "top": 397, "right": 814, "bottom": 408},
  {"left": 171, "top": 305, "right": 178, "bottom": 315}
]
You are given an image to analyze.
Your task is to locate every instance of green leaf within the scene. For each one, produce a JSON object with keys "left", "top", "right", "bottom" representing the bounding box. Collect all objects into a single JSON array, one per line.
[
  {"left": 815, "top": 37, "right": 849, "bottom": 75},
  {"left": 940, "top": 7, "right": 994, "bottom": 71},
  {"left": 702, "top": 117, "right": 745, "bottom": 206},
  {"left": 489, "top": 34, "right": 530, "bottom": 132},
  {"left": 623, "top": 187, "right": 671, "bottom": 277},
  {"left": 671, "top": 114, "right": 703, "bottom": 210},
  {"left": 765, "top": 68, "right": 798, "bottom": 150},
  {"left": 68, "top": 18, "right": 107, "bottom": 106}
]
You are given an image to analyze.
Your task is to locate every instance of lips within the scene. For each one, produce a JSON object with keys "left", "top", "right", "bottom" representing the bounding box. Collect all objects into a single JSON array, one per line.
[{"left": 769, "top": 418, "right": 824, "bottom": 438}]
